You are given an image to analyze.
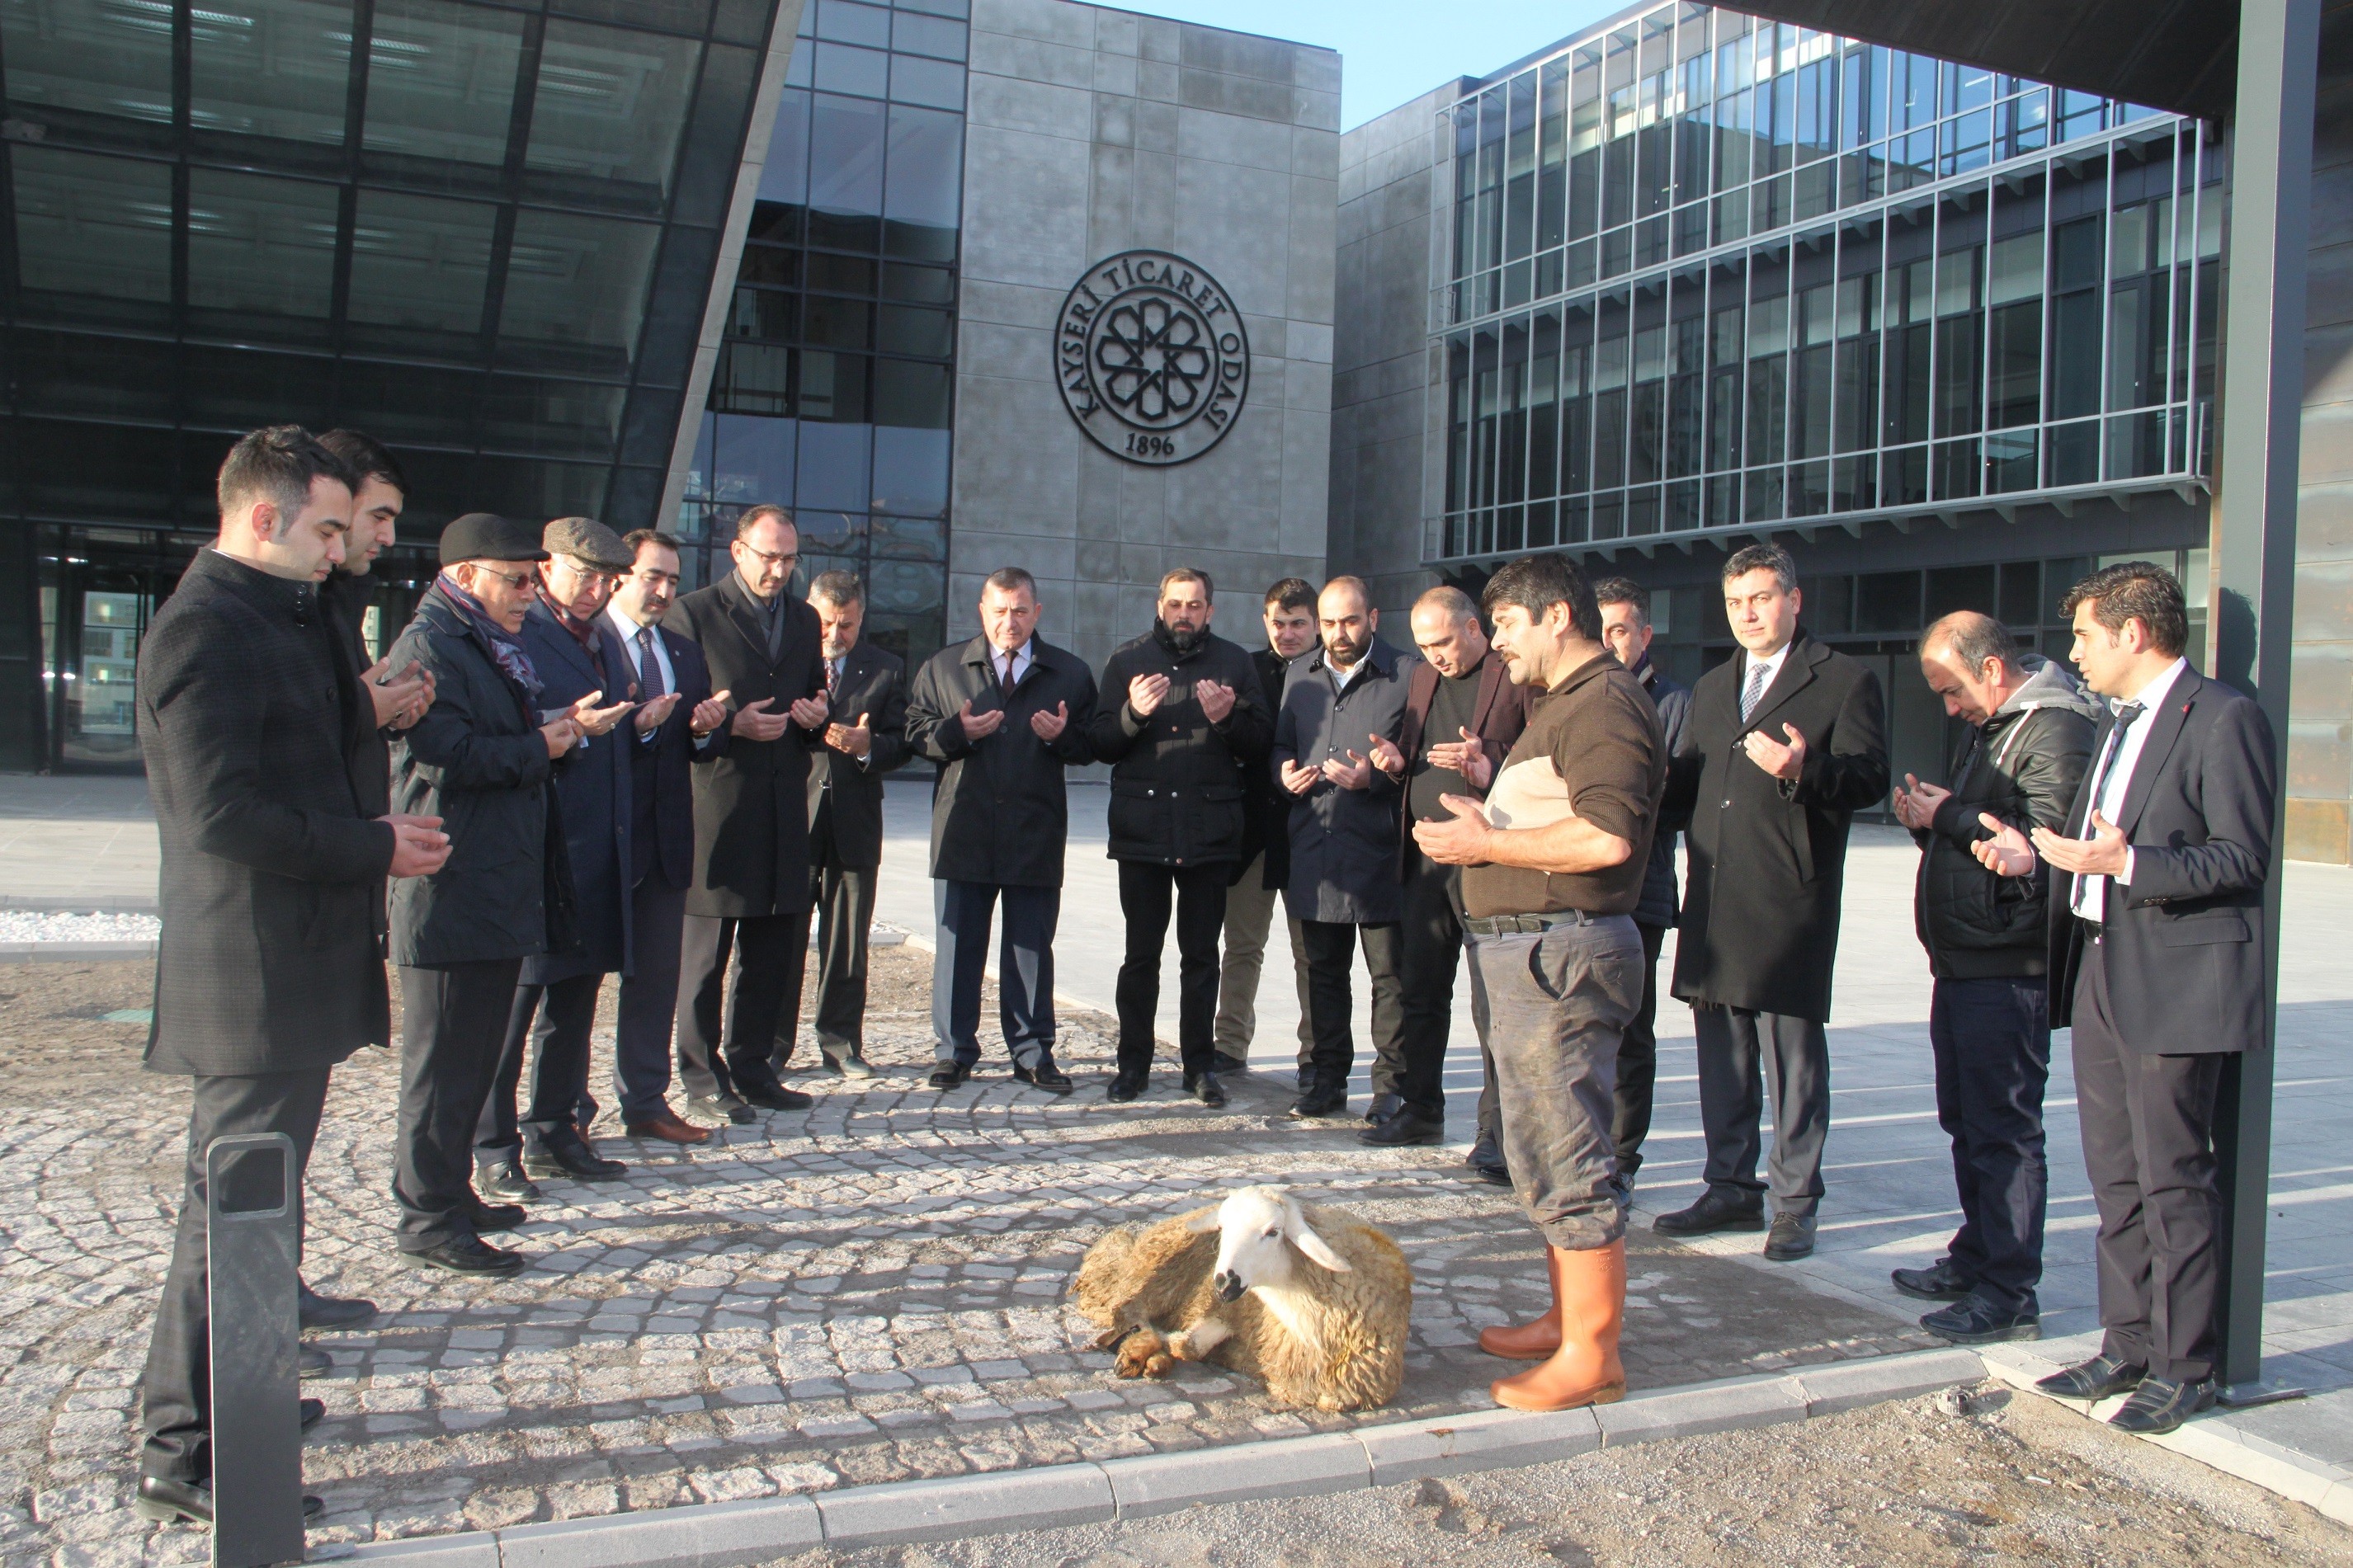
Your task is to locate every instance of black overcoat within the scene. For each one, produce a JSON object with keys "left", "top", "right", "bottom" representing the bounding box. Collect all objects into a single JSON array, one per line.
[
  {"left": 1271, "top": 636, "right": 1418, "bottom": 925},
  {"left": 138, "top": 549, "right": 395, "bottom": 1075},
  {"left": 516, "top": 600, "right": 635, "bottom": 983},
  {"left": 1089, "top": 627, "right": 1272, "bottom": 868},
  {"left": 1236, "top": 645, "right": 1304, "bottom": 889},
  {"left": 385, "top": 582, "right": 572, "bottom": 968},
  {"left": 1667, "top": 632, "right": 1889, "bottom": 1021},
  {"left": 665, "top": 572, "right": 828, "bottom": 917},
  {"left": 805, "top": 638, "right": 910, "bottom": 869},
  {"left": 904, "top": 634, "right": 1097, "bottom": 888},
  {"left": 625, "top": 619, "right": 714, "bottom": 892}
]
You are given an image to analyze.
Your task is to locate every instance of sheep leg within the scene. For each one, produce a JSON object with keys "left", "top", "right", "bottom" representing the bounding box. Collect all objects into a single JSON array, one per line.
[
  {"left": 1115, "top": 1328, "right": 1176, "bottom": 1379},
  {"left": 1090, "top": 1325, "right": 1138, "bottom": 1353},
  {"left": 1167, "top": 1318, "right": 1231, "bottom": 1362}
]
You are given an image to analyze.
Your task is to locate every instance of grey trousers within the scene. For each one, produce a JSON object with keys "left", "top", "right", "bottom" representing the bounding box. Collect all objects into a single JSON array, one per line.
[
  {"left": 1468, "top": 914, "right": 1644, "bottom": 1251},
  {"left": 1694, "top": 1004, "right": 1832, "bottom": 1218},
  {"left": 1212, "top": 851, "right": 1313, "bottom": 1062}
]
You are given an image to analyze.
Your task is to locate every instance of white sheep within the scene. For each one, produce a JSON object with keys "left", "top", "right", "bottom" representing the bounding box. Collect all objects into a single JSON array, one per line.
[{"left": 1070, "top": 1185, "right": 1412, "bottom": 1412}]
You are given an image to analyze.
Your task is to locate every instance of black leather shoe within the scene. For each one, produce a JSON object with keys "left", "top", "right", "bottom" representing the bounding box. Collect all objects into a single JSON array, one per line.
[
  {"left": 1466, "top": 1136, "right": 1503, "bottom": 1171},
  {"left": 1920, "top": 1294, "right": 2041, "bottom": 1345},
  {"left": 300, "top": 1396, "right": 325, "bottom": 1430},
  {"left": 1363, "top": 1091, "right": 1403, "bottom": 1126},
  {"left": 1186, "top": 1072, "right": 1228, "bottom": 1108},
  {"left": 475, "top": 1161, "right": 540, "bottom": 1203},
  {"left": 689, "top": 1092, "right": 757, "bottom": 1126},
  {"left": 1472, "top": 1162, "right": 1512, "bottom": 1188},
  {"left": 1013, "top": 1058, "right": 1075, "bottom": 1095},
  {"left": 1289, "top": 1083, "right": 1347, "bottom": 1118},
  {"left": 524, "top": 1131, "right": 627, "bottom": 1182},
  {"left": 1892, "top": 1257, "right": 1975, "bottom": 1302},
  {"left": 299, "top": 1345, "right": 332, "bottom": 1377},
  {"left": 929, "top": 1061, "right": 972, "bottom": 1090},
  {"left": 738, "top": 1078, "right": 813, "bottom": 1112},
  {"left": 1763, "top": 1212, "right": 1817, "bottom": 1260},
  {"left": 1106, "top": 1073, "right": 1144, "bottom": 1103},
  {"left": 1210, "top": 1052, "right": 1251, "bottom": 1076},
  {"left": 467, "top": 1198, "right": 526, "bottom": 1233},
  {"left": 1653, "top": 1188, "right": 1766, "bottom": 1236},
  {"left": 2108, "top": 1375, "right": 2215, "bottom": 1434},
  {"left": 1360, "top": 1110, "right": 1444, "bottom": 1147},
  {"left": 298, "top": 1283, "right": 376, "bottom": 1330},
  {"left": 135, "top": 1476, "right": 324, "bottom": 1525},
  {"left": 1606, "top": 1170, "right": 1634, "bottom": 1206},
  {"left": 2035, "top": 1354, "right": 2147, "bottom": 1402},
  {"left": 407, "top": 1237, "right": 526, "bottom": 1276}
]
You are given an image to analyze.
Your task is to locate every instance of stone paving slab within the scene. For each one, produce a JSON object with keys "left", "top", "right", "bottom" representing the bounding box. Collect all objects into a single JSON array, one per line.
[{"left": 0, "top": 949, "right": 1929, "bottom": 1566}]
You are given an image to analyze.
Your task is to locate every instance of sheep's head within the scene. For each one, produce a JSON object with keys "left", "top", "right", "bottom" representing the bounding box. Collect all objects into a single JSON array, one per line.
[{"left": 1186, "top": 1185, "right": 1351, "bottom": 1302}]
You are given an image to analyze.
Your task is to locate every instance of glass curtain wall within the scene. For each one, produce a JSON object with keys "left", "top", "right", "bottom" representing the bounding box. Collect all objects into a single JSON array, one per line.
[
  {"left": 676, "top": 0, "right": 963, "bottom": 668},
  {"left": 0, "top": 0, "right": 779, "bottom": 767},
  {"left": 1431, "top": 3, "right": 2219, "bottom": 564}
]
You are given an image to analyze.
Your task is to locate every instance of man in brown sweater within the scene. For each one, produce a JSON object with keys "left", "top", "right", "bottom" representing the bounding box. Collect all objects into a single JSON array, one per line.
[{"left": 1414, "top": 552, "right": 1665, "bottom": 1415}]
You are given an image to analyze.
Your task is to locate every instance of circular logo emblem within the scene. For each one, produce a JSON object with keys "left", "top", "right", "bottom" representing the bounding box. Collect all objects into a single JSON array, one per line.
[{"left": 1054, "top": 250, "right": 1250, "bottom": 466}]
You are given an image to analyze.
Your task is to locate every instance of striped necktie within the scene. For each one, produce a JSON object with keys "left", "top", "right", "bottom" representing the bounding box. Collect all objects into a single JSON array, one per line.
[{"left": 1741, "top": 658, "right": 1771, "bottom": 723}]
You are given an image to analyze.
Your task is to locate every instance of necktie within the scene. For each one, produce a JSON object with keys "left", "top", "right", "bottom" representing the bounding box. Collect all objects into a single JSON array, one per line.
[
  {"left": 636, "top": 628, "right": 665, "bottom": 699},
  {"left": 826, "top": 656, "right": 841, "bottom": 699},
  {"left": 1001, "top": 651, "right": 1019, "bottom": 698},
  {"left": 1740, "top": 657, "right": 1771, "bottom": 723},
  {"left": 2072, "top": 701, "right": 2145, "bottom": 917}
]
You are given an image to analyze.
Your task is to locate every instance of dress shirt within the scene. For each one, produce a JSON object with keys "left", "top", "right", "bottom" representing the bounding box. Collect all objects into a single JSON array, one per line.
[
  {"left": 993, "top": 641, "right": 1033, "bottom": 690},
  {"left": 2072, "top": 655, "right": 2188, "bottom": 924},
  {"left": 606, "top": 600, "right": 715, "bottom": 751},
  {"left": 1738, "top": 639, "right": 1794, "bottom": 720},
  {"left": 1327, "top": 653, "right": 1365, "bottom": 692}
]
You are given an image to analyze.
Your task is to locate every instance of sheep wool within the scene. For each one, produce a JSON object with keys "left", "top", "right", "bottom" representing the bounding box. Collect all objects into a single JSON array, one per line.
[{"left": 1072, "top": 1193, "right": 1412, "bottom": 1413}]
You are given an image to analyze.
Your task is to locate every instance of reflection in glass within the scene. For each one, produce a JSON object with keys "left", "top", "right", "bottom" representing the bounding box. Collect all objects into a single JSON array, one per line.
[
  {"left": 363, "top": 0, "right": 526, "bottom": 168},
  {"left": 0, "top": 0, "right": 174, "bottom": 123},
  {"left": 872, "top": 426, "right": 950, "bottom": 516},
  {"left": 798, "top": 421, "right": 873, "bottom": 511},
  {"left": 347, "top": 189, "right": 497, "bottom": 336},
  {"left": 891, "top": 54, "right": 964, "bottom": 111},
  {"left": 526, "top": 21, "right": 701, "bottom": 205},
  {"left": 709, "top": 412, "right": 798, "bottom": 503},
  {"left": 809, "top": 93, "right": 887, "bottom": 247},
  {"left": 816, "top": 43, "right": 889, "bottom": 98},
  {"left": 190, "top": 0, "right": 353, "bottom": 144},
  {"left": 186, "top": 169, "right": 340, "bottom": 318},
  {"left": 10, "top": 148, "right": 172, "bottom": 301},
  {"left": 500, "top": 210, "right": 663, "bottom": 362},
  {"left": 884, "top": 105, "right": 963, "bottom": 258},
  {"left": 875, "top": 360, "right": 951, "bottom": 428}
]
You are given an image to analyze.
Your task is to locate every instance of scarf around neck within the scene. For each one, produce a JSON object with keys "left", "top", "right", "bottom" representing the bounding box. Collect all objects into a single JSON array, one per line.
[{"left": 439, "top": 572, "right": 543, "bottom": 699}]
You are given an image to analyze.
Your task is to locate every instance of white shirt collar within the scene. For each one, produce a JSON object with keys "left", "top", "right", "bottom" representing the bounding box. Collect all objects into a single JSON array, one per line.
[
  {"left": 606, "top": 601, "right": 654, "bottom": 638},
  {"left": 2121, "top": 657, "right": 2190, "bottom": 715},
  {"left": 1743, "top": 639, "right": 1794, "bottom": 687}
]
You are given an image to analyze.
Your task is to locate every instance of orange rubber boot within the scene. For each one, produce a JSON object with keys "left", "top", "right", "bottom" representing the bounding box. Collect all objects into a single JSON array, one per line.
[
  {"left": 1478, "top": 1244, "right": 1566, "bottom": 1359},
  {"left": 1490, "top": 1238, "right": 1626, "bottom": 1411}
]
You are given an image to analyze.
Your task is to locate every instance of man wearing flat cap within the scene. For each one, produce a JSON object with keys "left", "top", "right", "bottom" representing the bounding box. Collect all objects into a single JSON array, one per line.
[
  {"left": 385, "top": 513, "right": 630, "bottom": 1275},
  {"left": 474, "top": 518, "right": 656, "bottom": 1199}
]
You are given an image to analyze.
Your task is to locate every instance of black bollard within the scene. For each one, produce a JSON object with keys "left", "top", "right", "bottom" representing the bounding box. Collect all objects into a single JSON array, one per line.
[{"left": 206, "top": 1132, "right": 304, "bottom": 1568}]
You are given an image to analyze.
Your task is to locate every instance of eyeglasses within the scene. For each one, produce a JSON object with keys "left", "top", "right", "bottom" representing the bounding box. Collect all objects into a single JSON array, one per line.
[
  {"left": 737, "top": 542, "right": 799, "bottom": 569},
  {"left": 470, "top": 566, "right": 535, "bottom": 591}
]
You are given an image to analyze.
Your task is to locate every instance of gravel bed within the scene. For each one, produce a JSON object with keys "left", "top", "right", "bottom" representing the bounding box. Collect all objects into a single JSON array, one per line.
[{"left": 0, "top": 910, "right": 160, "bottom": 944}]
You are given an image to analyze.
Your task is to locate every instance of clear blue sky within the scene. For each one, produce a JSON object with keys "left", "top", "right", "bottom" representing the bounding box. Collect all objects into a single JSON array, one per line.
[{"left": 1112, "top": 0, "right": 1629, "bottom": 129}]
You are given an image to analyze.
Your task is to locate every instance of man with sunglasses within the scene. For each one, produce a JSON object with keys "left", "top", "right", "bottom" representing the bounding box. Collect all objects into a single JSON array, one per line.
[{"left": 666, "top": 505, "right": 832, "bottom": 1124}]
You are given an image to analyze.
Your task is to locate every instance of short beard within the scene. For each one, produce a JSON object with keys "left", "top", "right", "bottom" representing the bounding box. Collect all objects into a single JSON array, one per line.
[{"left": 1156, "top": 619, "right": 1206, "bottom": 656}]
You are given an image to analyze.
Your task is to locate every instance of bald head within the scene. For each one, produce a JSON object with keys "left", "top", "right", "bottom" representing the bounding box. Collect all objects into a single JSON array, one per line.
[
  {"left": 1410, "top": 584, "right": 1488, "bottom": 677},
  {"left": 1318, "top": 576, "right": 1376, "bottom": 669},
  {"left": 1921, "top": 610, "right": 2025, "bottom": 727}
]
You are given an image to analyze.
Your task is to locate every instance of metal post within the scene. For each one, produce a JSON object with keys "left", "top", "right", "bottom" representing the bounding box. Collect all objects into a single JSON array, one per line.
[
  {"left": 205, "top": 1132, "right": 305, "bottom": 1567},
  {"left": 2209, "top": 0, "right": 2320, "bottom": 1406}
]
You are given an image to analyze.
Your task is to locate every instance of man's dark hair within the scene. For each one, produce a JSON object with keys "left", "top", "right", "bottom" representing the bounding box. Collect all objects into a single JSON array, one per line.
[
  {"left": 1592, "top": 576, "right": 1649, "bottom": 626},
  {"left": 317, "top": 428, "right": 408, "bottom": 497},
  {"left": 1160, "top": 567, "right": 1214, "bottom": 601},
  {"left": 983, "top": 566, "right": 1038, "bottom": 599},
  {"left": 622, "top": 528, "right": 682, "bottom": 560},
  {"left": 1480, "top": 553, "right": 1602, "bottom": 643},
  {"left": 216, "top": 425, "right": 358, "bottom": 528},
  {"left": 736, "top": 503, "right": 795, "bottom": 539},
  {"left": 1721, "top": 542, "right": 1799, "bottom": 593},
  {"left": 1922, "top": 610, "right": 2016, "bottom": 673},
  {"left": 2060, "top": 561, "right": 2189, "bottom": 657},
  {"left": 1264, "top": 577, "right": 1315, "bottom": 613},
  {"left": 809, "top": 569, "right": 864, "bottom": 606}
]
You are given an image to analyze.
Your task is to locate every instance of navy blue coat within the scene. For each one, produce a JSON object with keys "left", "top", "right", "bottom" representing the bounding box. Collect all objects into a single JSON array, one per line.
[
  {"left": 517, "top": 600, "right": 634, "bottom": 984},
  {"left": 1271, "top": 636, "right": 1419, "bottom": 925},
  {"left": 616, "top": 614, "right": 713, "bottom": 893}
]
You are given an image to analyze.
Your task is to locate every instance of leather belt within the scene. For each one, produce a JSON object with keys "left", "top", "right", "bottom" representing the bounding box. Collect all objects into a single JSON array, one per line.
[{"left": 1460, "top": 911, "right": 1606, "bottom": 936}]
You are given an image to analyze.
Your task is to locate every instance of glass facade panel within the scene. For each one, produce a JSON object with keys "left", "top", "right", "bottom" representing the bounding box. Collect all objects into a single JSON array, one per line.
[
  {"left": 186, "top": 168, "right": 341, "bottom": 321},
  {"left": 189, "top": 0, "right": 354, "bottom": 145},
  {"left": 10, "top": 148, "right": 173, "bottom": 303},
  {"left": 0, "top": 0, "right": 175, "bottom": 124},
  {"left": 347, "top": 189, "right": 498, "bottom": 338},
  {"left": 1430, "top": 2, "right": 2214, "bottom": 565},
  {"left": 362, "top": 0, "right": 527, "bottom": 168},
  {"left": 526, "top": 21, "right": 703, "bottom": 210},
  {"left": 500, "top": 209, "right": 663, "bottom": 369}
]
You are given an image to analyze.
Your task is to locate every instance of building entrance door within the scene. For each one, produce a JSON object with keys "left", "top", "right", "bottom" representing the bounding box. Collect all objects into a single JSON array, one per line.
[{"left": 42, "top": 530, "right": 194, "bottom": 770}]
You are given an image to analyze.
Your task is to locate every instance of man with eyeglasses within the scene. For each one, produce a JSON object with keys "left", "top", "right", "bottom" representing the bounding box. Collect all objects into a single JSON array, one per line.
[{"left": 665, "top": 505, "right": 832, "bottom": 1126}]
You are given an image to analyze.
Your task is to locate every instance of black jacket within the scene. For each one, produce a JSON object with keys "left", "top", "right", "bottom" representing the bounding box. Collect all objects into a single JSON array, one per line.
[
  {"left": 1631, "top": 657, "right": 1693, "bottom": 930},
  {"left": 1667, "top": 632, "right": 1889, "bottom": 1021},
  {"left": 386, "top": 582, "right": 573, "bottom": 968},
  {"left": 1090, "top": 625, "right": 1272, "bottom": 868},
  {"left": 2047, "top": 666, "right": 2276, "bottom": 1055},
  {"left": 905, "top": 634, "right": 1097, "bottom": 888},
  {"left": 138, "top": 550, "right": 396, "bottom": 1075},
  {"left": 517, "top": 600, "right": 636, "bottom": 984},
  {"left": 1238, "top": 646, "right": 1304, "bottom": 889},
  {"left": 617, "top": 615, "right": 712, "bottom": 892},
  {"left": 806, "top": 638, "right": 910, "bottom": 869},
  {"left": 321, "top": 571, "right": 391, "bottom": 819},
  {"left": 1910, "top": 657, "right": 2101, "bottom": 979},
  {"left": 1271, "top": 636, "right": 1418, "bottom": 925},
  {"left": 667, "top": 572, "right": 829, "bottom": 918}
]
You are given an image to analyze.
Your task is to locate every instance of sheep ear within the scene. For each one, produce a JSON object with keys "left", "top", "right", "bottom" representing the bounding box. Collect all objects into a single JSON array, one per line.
[
  {"left": 1287, "top": 1218, "right": 1351, "bottom": 1273},
  {"left": 1182, "top": 1207, "right": 1221, "bottom": 1234}
]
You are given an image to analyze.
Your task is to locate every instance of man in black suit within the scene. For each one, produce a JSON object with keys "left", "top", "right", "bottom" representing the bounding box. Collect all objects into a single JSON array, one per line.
[
  {"left": 1210, "top": 579, "right": 1320, "bottom": 1078},
  {"left": 604, "top": 530, "right": 729, "bottom": 1144},
  {"left": 133, "top": 426, "right": 449, "bottom": 1525},
  {"left": 903, "top": 567, "right": 1098, "bottom": 1090},
  {"left": 1656, "top": 543, "right": 1889, "bottom": 1263},
  {"left": 664, "top": 505, "right": 832, "bottom": 1123},
  {"left": 1973, "top": 563, "right": 2275, "bottom": 1435},
  {"left": 790, "top": 570, "right": 908, "bottom": 1078}
]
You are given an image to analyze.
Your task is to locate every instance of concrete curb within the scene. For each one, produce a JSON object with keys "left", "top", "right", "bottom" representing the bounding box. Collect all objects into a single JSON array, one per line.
[
  {"left": 1978, "top": 1343, "right": 2353, "bottom": 1525},
  {"left": 0, "top": 894, "right": 158, "bottom": 914},
  {"left": 329, "top": 1346, "right": 1980, "bottom": 1566},
  {"left": 0, "top": 939, "right": 157, "bottom": 963}
]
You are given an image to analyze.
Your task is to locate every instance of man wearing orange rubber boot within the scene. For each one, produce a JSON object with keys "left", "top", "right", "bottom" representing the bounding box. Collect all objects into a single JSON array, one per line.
[{"left": 1414, "top": 553, "right": 1667, "bottom": 1411}]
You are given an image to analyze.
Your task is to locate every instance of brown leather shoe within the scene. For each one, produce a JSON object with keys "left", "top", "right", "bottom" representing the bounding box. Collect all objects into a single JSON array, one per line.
[{"left": 625, "top": 1106, "right": 712, "bottom": 1145}]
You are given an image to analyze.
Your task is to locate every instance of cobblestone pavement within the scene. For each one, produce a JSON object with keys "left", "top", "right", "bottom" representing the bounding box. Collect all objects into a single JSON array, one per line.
[{"left": 0, "top": 954, "right": 1929, "bottom": 1566}]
